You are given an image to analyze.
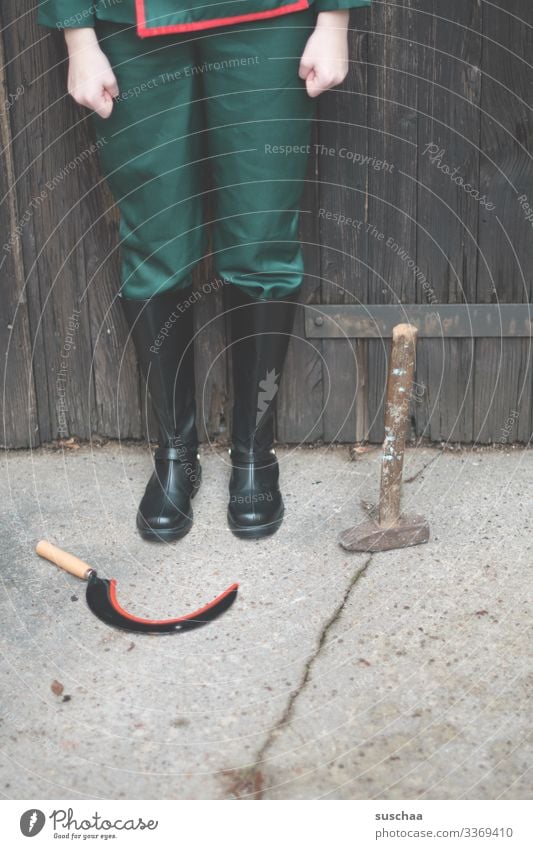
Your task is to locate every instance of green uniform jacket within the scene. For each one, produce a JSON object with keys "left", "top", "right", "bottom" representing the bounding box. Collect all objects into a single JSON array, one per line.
[{"left": 38, "top": 0, "right": 371, "bottom": 37}]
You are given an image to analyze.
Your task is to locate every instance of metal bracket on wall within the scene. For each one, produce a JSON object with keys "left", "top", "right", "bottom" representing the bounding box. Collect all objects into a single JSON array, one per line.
[{"left": 304, "top": 304, "right": 533, "bottom": 339}]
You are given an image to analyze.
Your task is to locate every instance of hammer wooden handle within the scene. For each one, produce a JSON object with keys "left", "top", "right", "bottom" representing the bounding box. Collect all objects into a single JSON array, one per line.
[
  {"left": 379, "top": 323, "right": 419, "bottom": 528},
  {"left": 36, "top": 540, "right": 94, "bottom": 581}
]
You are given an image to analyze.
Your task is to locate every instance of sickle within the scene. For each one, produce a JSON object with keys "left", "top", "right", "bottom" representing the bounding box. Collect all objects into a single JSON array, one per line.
[{"left": 36, "top": 540, "right": 238, "bottom": 634}]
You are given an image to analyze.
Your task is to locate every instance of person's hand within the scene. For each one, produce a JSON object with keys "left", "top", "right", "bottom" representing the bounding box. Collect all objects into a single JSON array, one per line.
[
  {"left": 64, "top": 28, "right": 119, "bottom": 118},
  {"left": 299, "top": 10, "right": 350, "bottom": 98}
]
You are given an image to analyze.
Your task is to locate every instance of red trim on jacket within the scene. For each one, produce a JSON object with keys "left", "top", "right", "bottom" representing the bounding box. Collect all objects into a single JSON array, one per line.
[{"left": 135, "top": 0, "right": 310, "bottom": 37}]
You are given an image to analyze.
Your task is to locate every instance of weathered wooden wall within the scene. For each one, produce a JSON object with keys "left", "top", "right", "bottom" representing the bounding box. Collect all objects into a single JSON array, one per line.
[{"left": 1, "top": 0, "right": 532, "bottom": 448}]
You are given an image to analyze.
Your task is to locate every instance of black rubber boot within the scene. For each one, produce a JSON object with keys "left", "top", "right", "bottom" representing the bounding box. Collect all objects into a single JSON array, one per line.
[
  {"left": 227, "top": 287, "right": 297, "bottom": 539},
  {"left": 120, "top": 287, "right": 200, "bottom": 542}
]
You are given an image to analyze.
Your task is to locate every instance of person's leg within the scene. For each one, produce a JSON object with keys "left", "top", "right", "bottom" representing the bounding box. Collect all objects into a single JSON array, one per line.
[
  {"left": 202, "top": 10, "right": 316, "bottom": 537},
  {"left": 202, "top": 9, "right": 316, "bottom": 300},
  {"left": 225, "top": 288, "right": 298, "bottom": 538},
  {"left": 92, "top": 21, "right": 207, "bottom": 300},
  {"left": 121, "top": 289, "right": 201, "bottom": 541},
  {"left": 91, "top": 22, "right": 205, "bottom": 540}
]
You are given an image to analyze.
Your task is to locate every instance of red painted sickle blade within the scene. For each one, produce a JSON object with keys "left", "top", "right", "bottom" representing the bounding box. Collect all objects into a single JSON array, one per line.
[
  {"left": 87, "top": 573, "right": 239, "bottom": 634},
  {"left": 36, "top": 540, "right": 238, "bottom": 634}
]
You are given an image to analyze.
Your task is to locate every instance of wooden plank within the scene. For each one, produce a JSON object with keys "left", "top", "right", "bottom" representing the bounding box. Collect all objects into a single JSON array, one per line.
[
  {"left": 414, "top": 0, "right": 482, "bottom": 443},
  {"left": 2, "top": 4, "right": 53, "bottom": 443},
  {"left": 3, "top": 16, "right": 97, "bottom": 440},
  {"left": 476, "top": 0, "right": 533, "bottom": 443},
  {"left": 79, "top": 137, "right": 143, "bottom": 440},
  {"left": 365, "top": 0, "right": 420, "bottom": 443},
  {"left": 2, "top": 0, "right": 532, "bottom": 448},
  {"left": 316, "top": 13, "right": 370, "bottom": 443},
  {"left": 0, "top": 16, "right": 38, "bottom": 448}
]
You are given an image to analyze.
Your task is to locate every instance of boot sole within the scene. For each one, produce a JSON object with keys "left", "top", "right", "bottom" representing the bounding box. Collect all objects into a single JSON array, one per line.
[
  {"left": 137, "top": 513, "right": 193, "bottom": 543},
  {"left": 227, "top": 505, "right": 284, "bottom": 540}
]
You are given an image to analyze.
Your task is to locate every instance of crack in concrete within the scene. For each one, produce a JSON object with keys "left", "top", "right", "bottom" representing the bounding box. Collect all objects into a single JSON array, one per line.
[
  {"left": 225, "top": 555, "right": 373, "bottom": 799},
  {"left": 403, "top": 449, "right": 442, "bottom": 483}
]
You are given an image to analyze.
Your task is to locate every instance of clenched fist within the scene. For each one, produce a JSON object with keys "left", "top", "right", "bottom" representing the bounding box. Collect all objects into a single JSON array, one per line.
[
  {"left": 65, "top": 28, "right": 119, "bottom": 119},
  {"left": 299, "top": 10, "right": 350, "bottom": 98}
]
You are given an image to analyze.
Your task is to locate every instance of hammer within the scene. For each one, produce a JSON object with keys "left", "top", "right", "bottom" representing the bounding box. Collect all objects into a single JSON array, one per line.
[{"left": 339, "top": 323, "right": 430, "bottom": 552}]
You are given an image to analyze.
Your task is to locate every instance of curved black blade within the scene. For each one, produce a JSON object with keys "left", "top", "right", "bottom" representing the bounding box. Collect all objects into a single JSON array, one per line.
[{"left": 85, "top": 574, "right": 238, "bottom": 634}]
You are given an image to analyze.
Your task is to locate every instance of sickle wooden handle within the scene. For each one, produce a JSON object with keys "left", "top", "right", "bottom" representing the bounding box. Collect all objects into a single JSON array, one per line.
[{"left": 36, "top": 540, "right": 95, "bottom": 581}]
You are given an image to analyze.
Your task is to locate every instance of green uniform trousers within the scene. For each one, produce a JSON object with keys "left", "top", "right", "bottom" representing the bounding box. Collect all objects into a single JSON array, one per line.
[{"left": 91, "top": 9, "right": 316, "bottom": 300}]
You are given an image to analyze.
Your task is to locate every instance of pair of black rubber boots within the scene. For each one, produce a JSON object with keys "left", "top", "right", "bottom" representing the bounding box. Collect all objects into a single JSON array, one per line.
[{"left": 121, "top": 285, "right": 296, "bottom": 542}]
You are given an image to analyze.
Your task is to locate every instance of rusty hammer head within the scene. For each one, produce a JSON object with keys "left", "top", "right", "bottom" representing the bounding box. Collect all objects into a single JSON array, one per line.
[{"left": 339, "top": 510, "right": 430, "bottom": 552}]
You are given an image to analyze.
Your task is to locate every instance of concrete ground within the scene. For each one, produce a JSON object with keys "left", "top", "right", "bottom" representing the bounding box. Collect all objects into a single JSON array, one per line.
[{"left": 0, "top": 441, "right": 531, "bottom": 800}]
